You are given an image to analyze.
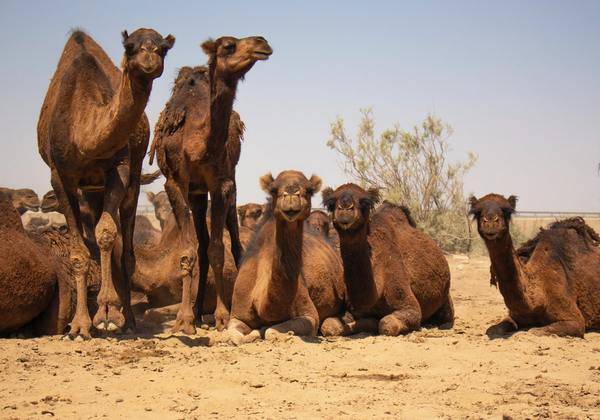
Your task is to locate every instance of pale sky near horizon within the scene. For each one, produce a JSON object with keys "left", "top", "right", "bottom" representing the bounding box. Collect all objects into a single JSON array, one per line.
[{"left": 0, "top": 1, "right": 598, "bottom": 212}]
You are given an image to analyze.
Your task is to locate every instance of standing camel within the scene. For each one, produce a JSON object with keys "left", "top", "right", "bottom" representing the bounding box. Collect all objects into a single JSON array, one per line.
[
  {"left": 227, "top": 171, "right": 346, "bottom": 345},
  {"left": 37, "top": 29, "right": 175, "bottom": 338},
  {"left": 150, "top": 37, "right": 272, "bottom": 332},
  {"left": 322, "top": 184, "right": 453, "bottom": 336},
  {"left": 470, "top": 194, "right": 600, "bottom": 337}
]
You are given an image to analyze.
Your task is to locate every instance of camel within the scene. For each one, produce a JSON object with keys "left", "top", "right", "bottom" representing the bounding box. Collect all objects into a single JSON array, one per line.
[
  {"left": 238, "top": 203, "right": 264, "bottom": 230},
  {"left": 321, "top": 184, "right": 454, "bottom": 336},
  {"left": 470, "top": 194, "right": 600, "bottom": 337},
  {"left": 227, "top": 171, "right": 346, "bottom": 345},
  {"left": 0, "top": 191, "right": 87, "bottom": 336},
  {"left": 0, "top": 187, "right": 40, "bottom": 214},
  {"left": 37, "top": 29, "right": 174, "bottom": 338},
  {"left": 306, "top": 209, "right": 340, "bottom": 249},
  {"left": 150, "top": 36, "right": 272, "bottom": 332},
  {"left": 146, "top": 191, "right": 172, "bottom": 230}
]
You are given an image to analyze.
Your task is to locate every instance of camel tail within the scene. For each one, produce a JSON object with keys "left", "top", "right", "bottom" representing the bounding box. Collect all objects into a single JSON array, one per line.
[{"left": 140, "top": 170, "right": 161, "bottom": 185}]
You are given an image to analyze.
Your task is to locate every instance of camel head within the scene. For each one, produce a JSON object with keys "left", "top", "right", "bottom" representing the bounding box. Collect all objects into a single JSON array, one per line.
[
  {"left": 121, "top": 28, "right": 175, "bottom": 80},
  {"left": 469, "top": 194, "right": 517, "bottom": 241},
  {"left": 201, "top": 36, "right": 272, "bottom": 80},
  {"left": 260, "top": 171, "right": 321, "bottom": 224},
  {"left": 8, "top": 188, "right": 40, "bottom": 214},
  {"left": 146, "top": 191, "right": 172, "bottom": 230},
  {"left": 41, "top": 190, "right": 60, "bottom": 213},
  {"left": 322, "top": 184, "right": 380, "bottom": 232},
  {"left": 238, "top": 203, "right": 264, "bottom": 230},
  {"left": 306, "top": 210, "right": 331, "bottom": 237}
]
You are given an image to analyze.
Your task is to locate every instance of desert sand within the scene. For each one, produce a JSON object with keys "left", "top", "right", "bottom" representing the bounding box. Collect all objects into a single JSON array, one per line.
[{"left": 1, "top": 255, "right": 599, "bottom": 419}]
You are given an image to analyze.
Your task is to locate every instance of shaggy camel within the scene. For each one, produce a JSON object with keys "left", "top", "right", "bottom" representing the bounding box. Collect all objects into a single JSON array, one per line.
[
  {"left": 37, "top": 29, "right": 174, "bottom": 338},
  {"left": 322, "top": 184, "right": 453, "bottom": 336},
  {"left": 0, "top": 187, "right": 40, "bottom": 214},
  {"left": 227, "top": 171, "right": 346, "bottom": 345},
  {"left": 150, "top": 37, "right": 272, "bottom": 332},
  {"left": 238, "top": 203, "right": 264, "bottom": 230},
  {"left": 470, "top": 194, "right": 600, "bottom": 337},
  {"left": 0, "top": 191, "right": 84, "bottom": 336}
]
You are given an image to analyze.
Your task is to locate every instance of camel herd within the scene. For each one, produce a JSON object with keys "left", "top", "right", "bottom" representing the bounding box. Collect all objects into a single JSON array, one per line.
[{"left": 1, "top": 28, "right": 599, "bottom": 343}]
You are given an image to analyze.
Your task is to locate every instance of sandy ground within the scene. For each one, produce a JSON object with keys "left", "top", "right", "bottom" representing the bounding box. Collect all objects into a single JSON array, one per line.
[{"left": 1, "top": 255, "right": 599, "bottom": 419}]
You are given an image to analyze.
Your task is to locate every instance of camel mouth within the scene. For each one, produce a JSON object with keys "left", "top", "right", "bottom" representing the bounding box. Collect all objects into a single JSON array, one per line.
[
  {"left": 282, "top": 209, "right": 301, "bottom": 220},
  {"left": 24, "top": 204, "right": 40, "bottom": 212},
  {"left": 335, "top": 220, "right": 355, "bottom": 231},
  {"left": 252, "top": 51, "right": 272, "bottom": 60},
  {"left": 483, "top": 232, "right": 500, "bottom": 241}
]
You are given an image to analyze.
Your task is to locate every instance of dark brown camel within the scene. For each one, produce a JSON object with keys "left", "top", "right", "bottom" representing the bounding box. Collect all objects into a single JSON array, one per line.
[
  {"left": 0, "top": 191, "right": 88, "bottom": 336},
  {"left": 0, "top": 187, "right": 40, "bottom": 214},
  {"left": 150, "top": 37, "right": 272, "bottom": 332},
  {"left": 237, "top": 203, "right": 264, "bottom": 230},
  {"left": 322, "top": 184, "right": 454, "bottom": 336},
  {"left": 227, "top": 171, "right": 346, "bottom": 345},
  {"left": 37, "top": 29, "right": 174, "bottom": 338},
  {"left": 470, "top": 194, "right": 600, "bottom": 337}
]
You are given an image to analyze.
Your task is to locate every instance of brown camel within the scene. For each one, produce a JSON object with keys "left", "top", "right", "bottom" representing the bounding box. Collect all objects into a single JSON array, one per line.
[
  {"left": 150, "top": 36, "right": 272, "bottom": 332},
  {"left": 0, "top": 187, "right": 40, "bottom": 214},
  {"left": 237, "top": 203, "right": 264, "bottom": 230},
  {"left": 322, "top": 184, "right": 454, "bottom": 336},
  {"left": 146, "top": 191, "right": 172, "bottom": 230},
  {"left": 306, "top": 209, "right": 340, "bottom": 249},
  {"left": 0, "top": 191, "right": 87, "bottom": 336},
  {"left": 470, "top": 194, "right": 600, "bottom": 337},
  {"left": 227, "top": 171, "right": 346, "bottom": 345},
  {"left": 37, "top": 29, "right": 174, "bottom": 338}
]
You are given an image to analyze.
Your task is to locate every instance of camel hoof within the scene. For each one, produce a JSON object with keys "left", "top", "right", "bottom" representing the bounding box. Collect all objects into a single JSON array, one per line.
[
  {"left": 172, "top": 319, "right": 196, "bottom": 335},
  {"left": 74, "top": 335, "right": 84, "bottom": 342},
  {"left": 107, "top": 322, "right": 119, "bottom": 332},
  {"left": 379, "top": 316, "right": 410, "bottom": 336},
  {"left": 214, "top": 311, "right": 230, "bottom": 332}
]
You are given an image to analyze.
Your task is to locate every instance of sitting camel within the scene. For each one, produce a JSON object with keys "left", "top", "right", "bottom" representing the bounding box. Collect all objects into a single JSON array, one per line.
[
  {"left": 227, "top": 171, "right": 346, "bottom": 344},
  {"left": 0, "top": 191, "right": 92, "bottom": 336},
  {"left": 470, "top": 194, "right": 600, "bottom": 337},
  {"left": 322, "top": 184, "right": 453, "bottom": 336},
  {"left": 306, "top": 209, "right": 339, "bottom": 249},
  {"left": 146, "top": 191, "right": 172, "bottom": 230},
  {"left": 237, "top": 203, "right": 264, "bottom": 230},
  {"left": 0, "top": 187, "right": 40, "bottom": 214}
]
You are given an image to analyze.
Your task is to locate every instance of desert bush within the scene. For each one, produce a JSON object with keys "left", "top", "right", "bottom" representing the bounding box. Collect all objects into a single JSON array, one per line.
[{"left": 327, "top": 108, "right": 477, "bottom": 253}]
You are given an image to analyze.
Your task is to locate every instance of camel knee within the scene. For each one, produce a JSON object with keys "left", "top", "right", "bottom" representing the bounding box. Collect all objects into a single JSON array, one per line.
[
  {"left": 95, "top": 213, "right": 118, "bottom": 251},
  {"left": 179, "top": 251, "right": 196, "bottom": 277}
]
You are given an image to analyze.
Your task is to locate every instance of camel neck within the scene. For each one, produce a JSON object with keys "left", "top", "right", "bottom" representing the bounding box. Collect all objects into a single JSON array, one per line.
[
  {"left": 484, "top": 233, "right": 532, "bottom": 311},
  {"left": 207, "top": 69, "right": 238, "bottom": 158},
  {"left": 266, "top": 218, "right": 304, "bottom": 312},
  {"left": 91, "top": 70, "right": 152, "bottom": 157},
  {"left": 338, "top": 225, "right": 378, "bottom": 312}
]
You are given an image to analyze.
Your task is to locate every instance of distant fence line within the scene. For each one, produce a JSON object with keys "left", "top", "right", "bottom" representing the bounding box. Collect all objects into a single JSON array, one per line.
[{"left": 136, "top": 204, "right": 599, "bottom": 219}]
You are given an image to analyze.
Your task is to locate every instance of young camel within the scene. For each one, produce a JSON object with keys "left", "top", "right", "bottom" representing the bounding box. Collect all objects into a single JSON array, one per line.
[
  {"left": 37, "top": 29, "right": 174, "bottom": 338},
  {"left": 322, "top": 184, "right": 454, "bottom": 336},
  {"left": 150, "top": 37, "right": 272, "bottom": 332},
  {"left": 237, "top": 203, "right": 265, "bottom": 230},
  {"left": 227, "top": 171, "right": 346, "bottom": 345},
  {"left": 470, "top": 194, "right": 600, "bottom": 337}
]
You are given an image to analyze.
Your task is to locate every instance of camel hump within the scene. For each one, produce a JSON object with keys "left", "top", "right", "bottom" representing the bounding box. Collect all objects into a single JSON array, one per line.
[
  {"left": 517, "top": 217, "right": 600, "bottom": 265},
  {"left": 378, "top": 201, "right": 417, "bottom": 228}
]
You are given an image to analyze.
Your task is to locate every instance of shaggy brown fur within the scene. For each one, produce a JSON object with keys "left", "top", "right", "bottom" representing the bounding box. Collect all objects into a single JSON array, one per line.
[
  {"left": 322, "top": 184, "right": 454, "bottom": 336},
  {"left": 237, "top": 203, "right": 264, "bottom": 230},
  {"left": 227, "top": 171, "right": 346, "bottom": 345},
  {"left": 470, "top": 194, "right": 600, "bottom": 337},
  {"left": 149, "top": 36, "right": 272, "bottom": 332},
  {"left": 306, "top": 209, "right": 340, "bottom": 249},
  {"left": 37, "top": 29, "right": 174, "bottom": 338}
]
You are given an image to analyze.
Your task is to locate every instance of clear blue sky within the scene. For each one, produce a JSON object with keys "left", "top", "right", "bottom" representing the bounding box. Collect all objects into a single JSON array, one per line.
[{"left": 1, "top": 1, "right": 599, "bottom": 211}]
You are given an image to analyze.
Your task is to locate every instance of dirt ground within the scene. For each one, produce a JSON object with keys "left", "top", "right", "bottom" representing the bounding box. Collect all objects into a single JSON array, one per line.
[{"left": 1, "top": 255, "right": 599, "bottom": 419}]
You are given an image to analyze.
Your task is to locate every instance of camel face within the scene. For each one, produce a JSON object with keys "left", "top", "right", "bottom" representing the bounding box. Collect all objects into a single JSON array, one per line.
[
  {"left": 201, "top": 36, "right": 272, "bottom": 78},
  {"left": 322, "top": 184, "right": 380, "bottom": 232},
  {"left": 11, "top": 189, "right": 40, "bottom": 213},
  {"left": 306, "top": 210, "right": 330, "bottom": 236},
  {"left": 469, "top": 194, "right": 517, "bottom": 241},
  {"left": 121, "top": 28, "right": 175, "bottom": 79},
  {"left": 260, "top": 171, "right": 321, "bottom": 224},
  {"left": 41, "top": 190, "right": 59, "bottom": 213},
  {"left": 238, "top": 203, "right": 264, "bottom": 230},
  {"left": 147, "top": 191, "right": 172, "bottom": 229}
]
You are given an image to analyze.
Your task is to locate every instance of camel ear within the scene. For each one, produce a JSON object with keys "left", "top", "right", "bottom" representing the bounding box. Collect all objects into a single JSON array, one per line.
[
  {"left": 308, "top": 175, "right": 322, "bottom": 195},
  {"left": 507, "top": 195, "right": 518, "bottom": 211},
  {"left": 122, "top": 30, "right": 135, "bottom": 55},
  {"left": 162, "top": 34, "right": 176, "bottom": 51},
  {"left": 366, "top": 188, "right": 381, "bottom": 205},
  {"left": 121, "top": 30, "right": 129, "bottom": 43},
  {"left": 321, "top": 187, "right": 335, "bottom": 212},
  {"left": 237, "top": 204, "right": 247, "bottom": 219},
  {"left": 259, "top": 173, "right": 275, "bottom": 193},
  {"left": 468, "top": 195, "right": 479, "bottom": 216},
  {"left": 201, "top": 39, "right": 217, "bottom": 56}
]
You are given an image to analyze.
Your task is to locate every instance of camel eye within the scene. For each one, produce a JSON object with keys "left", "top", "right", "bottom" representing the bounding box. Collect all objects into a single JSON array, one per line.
[{"left": 223, "top": 43, "right": 236, "bottom": 52}]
